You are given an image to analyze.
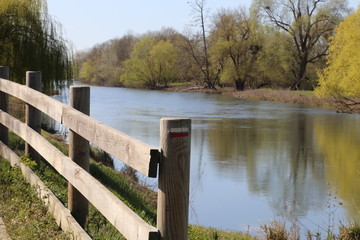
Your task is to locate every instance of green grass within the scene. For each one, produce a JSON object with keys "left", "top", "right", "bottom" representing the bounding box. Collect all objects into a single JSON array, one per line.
[
  {"left": 90, "top": 162, "right": 157, "bottom": 225},
  {"left": 3, "top": 98, "right": 359, "bottom": 240},
  {"left": 3, "top": 132, "right": 360, "bottom": 240},
  {"left": 188, "top": 225, "right": 256, "bottom": 240},
  {"left": 0, "top": 159, "right": 70, "bottom": 240},
  {"left": 18, "top": 131, "right": 253, "bottom": 239}
]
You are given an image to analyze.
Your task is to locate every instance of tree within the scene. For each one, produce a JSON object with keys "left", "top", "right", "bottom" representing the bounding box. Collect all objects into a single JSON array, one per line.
[
  {"left": 184, "top": 0, "right": 217, "bottom": 89},
  {"left": 120, "top": 37, "right": 178, "bottom": 87},
  {"left": 210, "top": 8, "right": 262, "bottom": 90},
  {"left": 256, "top": 26, "right": 297, "bottom": 88},
  {"left": 255, "top": 0, "right": 350, "bottom": 90},
  {"left": 315, "top": 8, "right": 360, "bottom": 112},
  {"left": 0, "top": 0, "right": 72, "bottom": 90},
  {"left": 144, "top": 28, "right": 198, "bottom": 83},
  {"left": 77, "top": 34, "right": 137, "bottom": 86}
]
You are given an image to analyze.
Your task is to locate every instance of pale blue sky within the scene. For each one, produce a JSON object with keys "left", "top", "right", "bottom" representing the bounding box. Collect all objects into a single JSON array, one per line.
[{"left": 46, "top": 0, "right": 359, "bottom": 51}]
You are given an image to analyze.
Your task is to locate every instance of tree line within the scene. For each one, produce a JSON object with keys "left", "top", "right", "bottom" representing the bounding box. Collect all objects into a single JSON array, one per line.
[
  {"left": 1, "top": 0, "right": 358, "bottom": 112},
  {"left": 76, "top": 0, "right": 351, "bottom": 91}
]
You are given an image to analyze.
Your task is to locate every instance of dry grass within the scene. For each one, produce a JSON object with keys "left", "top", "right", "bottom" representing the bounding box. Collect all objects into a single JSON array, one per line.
[
  {"left": 339, "top": 221, "right": 360, "bottom": 240},
  {"left": 262, "top": 221, "right": 292, "bottom": 240},
  {"left": 166, "top": 84, "right": 341, "bottom": 111},
  {"left": 232, "top": 89, "right": 335, "bottom": 109}
]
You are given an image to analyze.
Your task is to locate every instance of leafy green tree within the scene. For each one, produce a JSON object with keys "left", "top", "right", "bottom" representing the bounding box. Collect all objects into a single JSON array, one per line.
[
  {"left": 150, "top": 40, "right": 178, "bottom": 86},
  {"left": 210, "top": 8, "right": 262, "bottom": 90},
  {"left": 144, "top": 28, "right": 198, "bottom": 83},
  {"left": 315, "top": 8, "right": 360, "bottom": 112},
  {"left": 0, "top": 0, "right": 72, "bottom": 90},
  {"left": 256, "top": 27, "right": 295, "bottom": 88},
  {"left": 121, "top": 37, "right": 178, "bottom": 87},
  {"left": 255, "top": 0, "right": 350, "bottom": 90}
]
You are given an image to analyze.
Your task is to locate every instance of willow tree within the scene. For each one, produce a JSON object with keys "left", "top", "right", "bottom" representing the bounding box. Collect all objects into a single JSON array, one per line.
[
  {"left": 0, "top": 0, "right": 72, "bottom": 91},
  {"left": 315, "top": 8, "right": 360, "bottom": 112},
  {"left": 121, "top": 37, "right": 178, "bottom": 88},
  {"left": 210, "top": 8, "right": 262, "bottom": 91}
]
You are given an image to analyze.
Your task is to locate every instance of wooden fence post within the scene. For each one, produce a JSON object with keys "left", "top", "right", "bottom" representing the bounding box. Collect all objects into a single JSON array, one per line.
[
  {"left": 25, "top": 71, "right": 42, "bottom": 161},
  {"left": 0, "top": 66, "right": 9, "bottom": 146},
  {"left": 68, "top": 86, "right": 90, "bottom": 228},
  {"left": 157, "top": 118, "right": 191, "bottom": 240}
]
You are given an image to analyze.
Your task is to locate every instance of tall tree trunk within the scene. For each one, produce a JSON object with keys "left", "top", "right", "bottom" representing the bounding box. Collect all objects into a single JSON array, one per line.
[
  {"left": 190, "top": 0, "right": 216, "bottom": 90},
  {"left": 235, "top": 78, "right": 245, "bottom": 91},
  {"left": 291, "top": 58, "right": 307, "bottom": 90}
]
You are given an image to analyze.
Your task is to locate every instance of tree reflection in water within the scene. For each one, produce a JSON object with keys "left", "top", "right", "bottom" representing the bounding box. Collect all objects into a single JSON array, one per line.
[
  {"left": 314, "top": 115, "right": 360, "bottom": 220},
  {"left": 206, "top": 110, "right": 359, "bottom": 222}
]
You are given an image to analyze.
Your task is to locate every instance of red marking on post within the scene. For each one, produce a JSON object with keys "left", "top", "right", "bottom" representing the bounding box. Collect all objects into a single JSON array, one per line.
[{"left": 170, "top": 132, "right": 189, "bottom": 138}]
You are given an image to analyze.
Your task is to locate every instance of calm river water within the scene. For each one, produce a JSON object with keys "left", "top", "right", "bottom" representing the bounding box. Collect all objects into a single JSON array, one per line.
[{"left": 58, "top": 85, "right": 360, "bottom": 236}]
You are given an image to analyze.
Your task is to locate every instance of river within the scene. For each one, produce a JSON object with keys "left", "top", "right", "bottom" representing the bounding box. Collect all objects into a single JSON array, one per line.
[{"left": 54, "top": 85, "right": 360, "bottom": 236}]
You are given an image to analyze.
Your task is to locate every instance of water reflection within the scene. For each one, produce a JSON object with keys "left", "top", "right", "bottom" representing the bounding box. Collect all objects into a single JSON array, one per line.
[
  {"left": 313, "top": 116, "right": 360, "bottom": 220},
  {"left": 207, "top": 112, "right": 327, "bottom": 218},
  {"left": 68, "top": 85, "right": 360, "bottom": 233}
]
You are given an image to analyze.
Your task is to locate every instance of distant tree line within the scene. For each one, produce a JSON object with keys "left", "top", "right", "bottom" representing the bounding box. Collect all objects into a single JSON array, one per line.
[{"left": 76, "top": 0, "right": 351, "bottom": 91}]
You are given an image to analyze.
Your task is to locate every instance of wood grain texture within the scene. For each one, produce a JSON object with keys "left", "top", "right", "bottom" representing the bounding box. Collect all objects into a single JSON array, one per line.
[
  {"left": 0, "top": 78, "right": 159, "bottom": 177},
  {"left": 0, "top": 141, "right": 91, "bottom": 240},
  {"left": 0, "top": 68, "right": 9, "bottom": 146},
  {"left": 157, "top": 118, "right": 191, "bottom": 240},
  {"left": 25, "top": 71, "right": 42, "bottom": 161},
  {"left": 0, "top": 110, "right": 159, "bottom": 240},
  {"left": 0, "top": 78, "right": 62, "bottom": 122},
  {"left": 68, "top": 86, "right": 90, "bottom": 228},
  {"left": 62, "top": 105, "right": 159, "bottom": 177}
]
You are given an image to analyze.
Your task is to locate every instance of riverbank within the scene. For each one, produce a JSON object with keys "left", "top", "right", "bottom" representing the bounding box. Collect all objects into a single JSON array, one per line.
[
  {"left": 3, "top": 98, "right": 254, "bottom": 239},
  {"left": 0, "top": 130, "right": 255, "bottom": 240},
  {"left": 232, "top": 89, "right": 334, "bottom": 109},
  {"left": 3, "top": 89, "right": 360, "bottom": 239},
  {"left": 162, "top": 83, "right": 338, "bottom": 110},
  {"left": 79, "top": 80, "right": 339, "bottom": 111},
  {"left": 0, "top": 158, "right": 70, "bottom": 240}
]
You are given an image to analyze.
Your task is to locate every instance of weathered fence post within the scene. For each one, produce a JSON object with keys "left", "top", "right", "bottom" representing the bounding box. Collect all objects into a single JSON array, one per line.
[
  {"left": 68, "top": 86, "right": 90, "bottom": 228},
  {"left": 157, "top": 118, "right": 191, "bottom": 240},
  {"left": 0, "top": 66, "right": 9, "bottom": 146},
  {"left": 25, "top": 71, "right": 42, "bottom": 161}
]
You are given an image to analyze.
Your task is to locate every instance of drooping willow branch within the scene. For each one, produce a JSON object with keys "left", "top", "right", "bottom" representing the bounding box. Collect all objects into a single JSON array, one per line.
[{"left": 0, "top": 0, "right": 73, "bottom": 91}]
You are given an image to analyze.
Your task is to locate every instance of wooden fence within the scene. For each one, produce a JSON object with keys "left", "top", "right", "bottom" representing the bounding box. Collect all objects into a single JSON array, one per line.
[{"left": 0, "top": 66, "right": 191, "bottom": 240}]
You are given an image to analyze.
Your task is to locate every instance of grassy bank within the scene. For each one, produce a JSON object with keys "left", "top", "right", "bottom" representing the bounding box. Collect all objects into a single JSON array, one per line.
[
  {"left": 77, "top": 80, "right": 341, "bottom": 112},
  {"left": 0, "top": 159, "right": 70, "bottom": 240},
  {"left": 5, "top": 130, "right": 360, "bottom": 240},
  {"left": 232, "top": 89, "right": 332, "bottom": 109},
  {"left": 164, "top": 83, "right": 338, "bottom": 111},
  {"left": 2, "top": 90, "right": 359, "bottom": 240},
  {"left": 2, "top": 126, "right": 254, "bottom": 239},
  {"left": 41, "top": 131, "right": 255, "bottom": 239}
]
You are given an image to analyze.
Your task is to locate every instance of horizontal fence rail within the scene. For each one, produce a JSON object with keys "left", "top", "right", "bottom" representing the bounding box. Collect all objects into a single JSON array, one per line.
[
  {"left": 0, "top": 67, "right": 191, "bottom": 240},
  {"left": 0, "top": 90, "right": 159, "bottom": 240},
  {"left": 0, "top": 78, "right": 159, "bottom": 177}
]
